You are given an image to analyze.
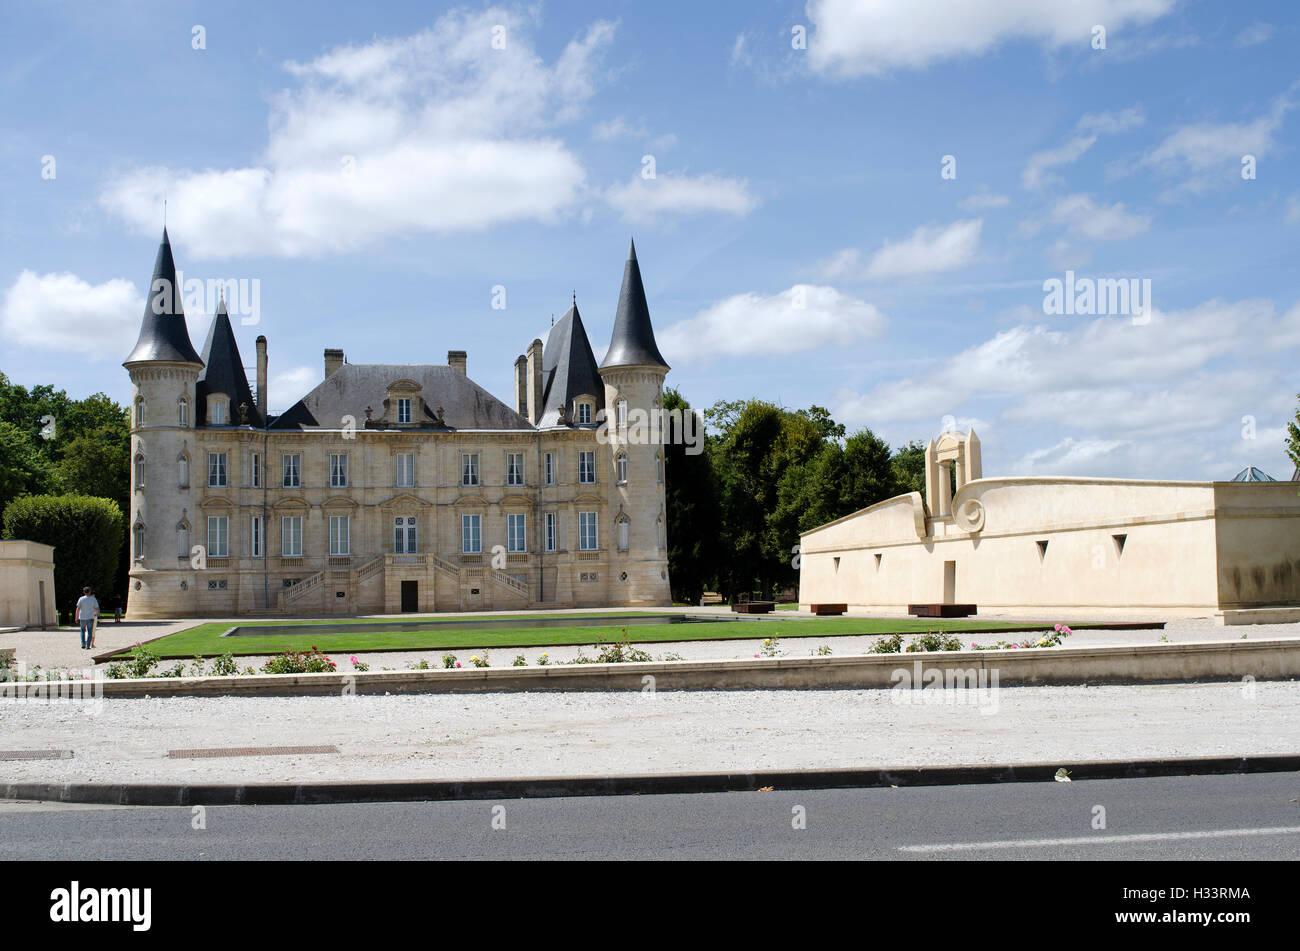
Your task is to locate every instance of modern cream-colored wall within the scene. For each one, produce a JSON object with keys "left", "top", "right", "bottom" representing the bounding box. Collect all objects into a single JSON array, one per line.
[
  {"left": 799, "top": 477, "right": 1299, "bottom": 619},
  {"left": 0, "top": 541, "right": 57, "bottom": 629}
]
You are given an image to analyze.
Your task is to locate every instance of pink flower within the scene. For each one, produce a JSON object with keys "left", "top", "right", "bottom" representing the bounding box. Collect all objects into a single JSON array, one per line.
[
  {"left": 754, "top": 653, "right": 760, "bottom": 658},
  {"left": 1054, "top": 624, "right": 1061, "bottom": 631},
  {"left": 349, "top": 656, "right": 358, "bottom": 664},
  {"left": 455, "top": 662, "right": 462, "bottom": 668}
]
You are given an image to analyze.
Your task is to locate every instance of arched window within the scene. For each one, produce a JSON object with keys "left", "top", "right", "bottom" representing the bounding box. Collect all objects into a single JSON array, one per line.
[
  {"left": 176, "top": 523, "right": 190, "bottom": 559},
  {"left": 133, "top": 523, "right": 146, "bottom": 561},
  {"left": 209, "top": 398, "right": 228, "bottom": 425},
  {"left": 134, "top": 453, "right": 145, "bottom": 488},
  {"left": 616, "top": 452, "right": 628, "bottom": 484},
  {"left": 617, "top": 516, "right": 630, "bottom": 551},
  {"left": 134, "top": 397, "right": 145, "bottom": 428},
  {"left": 178, "top": 398, "right": 188, "bottom": 427},
  {"left": 177, "top": 454, "right": 189, "bottom": 488}
]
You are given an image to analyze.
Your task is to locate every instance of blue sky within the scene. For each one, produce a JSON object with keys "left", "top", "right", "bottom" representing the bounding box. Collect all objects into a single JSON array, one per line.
[{"left": 2, "top": 0, "right": 1298, "bottom": 480}]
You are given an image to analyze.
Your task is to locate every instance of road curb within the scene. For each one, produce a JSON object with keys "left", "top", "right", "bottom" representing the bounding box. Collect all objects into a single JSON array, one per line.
[{"left": 4, "top": 754, "right": 1298, "bottom": 806}]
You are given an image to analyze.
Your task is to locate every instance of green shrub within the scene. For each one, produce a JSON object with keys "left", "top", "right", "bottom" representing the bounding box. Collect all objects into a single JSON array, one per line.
[
  {"left": 210, "top": 653, "right": 238, "bottom": 677},
  {"left": 2, "top": 494, "right": 123, "bottom": 622},
  {"left": 261, "top": 648, "right": 337, "bottom": 674},
  {"left": 594, "top": 635, "right": 652, "bottom": 663},
  {"left": 441, "top": 654, "right": 458, "bottom": 669},
  {"left": 512, "top": 655, "right": 527, "bottom": 667},
  {"left": 905, "top": 630, "right": 964, "bottom": 652},
  {"left": 870, "top": 634, "right": 904, "bottom": 653},
  {"left": 468, "top": 652, "right": 490, "bottom": 668}
]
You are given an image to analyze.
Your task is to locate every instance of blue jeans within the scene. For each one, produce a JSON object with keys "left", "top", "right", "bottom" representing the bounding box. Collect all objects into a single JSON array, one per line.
[{"left": 79, "top": 619, "right": 95, "bottom": 648}]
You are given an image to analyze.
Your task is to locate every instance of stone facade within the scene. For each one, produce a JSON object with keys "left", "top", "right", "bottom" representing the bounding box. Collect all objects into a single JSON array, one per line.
[
  {"left": 124, "top": 232, "right": 670, "bottom": 618},
  {"left": 0, "top": 540, "right": 57, "bottom": 629}
]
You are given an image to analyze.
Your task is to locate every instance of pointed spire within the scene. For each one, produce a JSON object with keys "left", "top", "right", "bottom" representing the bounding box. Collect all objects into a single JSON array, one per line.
[
  {"left": 197, "top": 301, "right": 261, "bottom": 427},
  {"left": 599, "top": 238, "right": 668, "bottom": 371},
  {"left": 123, "top": 227, "right": 204, "bottom": 367}
]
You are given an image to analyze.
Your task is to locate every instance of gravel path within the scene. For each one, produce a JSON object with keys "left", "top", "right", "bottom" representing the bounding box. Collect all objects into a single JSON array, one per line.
[{"left": 2, "top": 680, "right": 1296, "bottom": 785}]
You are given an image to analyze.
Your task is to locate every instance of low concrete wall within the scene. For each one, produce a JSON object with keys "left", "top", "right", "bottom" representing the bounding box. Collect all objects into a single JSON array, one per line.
[{"left": 4, "top": 638, "right": 1296, "bottom": 699}]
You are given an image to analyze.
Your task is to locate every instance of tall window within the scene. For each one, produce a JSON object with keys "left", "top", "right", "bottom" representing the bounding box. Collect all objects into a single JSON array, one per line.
[
  {"left": 657, "top": 516, "right": 664, "bottom": 550},
  {"left": 207, "top": 516, "right": 229, "bottom": 558},
  {"left": 507, "top": 452, "right": 524, "bottom": 486},
  {"left": 397, "top": 398, "right": 412, "bottom": 424},
  {"left": 135, "top": 454, "right": 146, "bottom": 487},
  {"left": 134, "top": 397, "right": 145, "bottom": 428},
  {"left": 208, "top": 452, "right": 227, "bottom": 487},
  {"left": 396, "top": 453, "right": 414, "bottom": 487},
  {"left": 251, "top": 516, "right": 263, "bottom": 558},
  {"left": 616, "top": 399, "right": 627, "bottom": 431},
  {"left": 577, "top": 402, "right": 592, "bottom": 425},
  {"left": 617, "top": 517, "right": 629, "bottom": 551},
  {"left": 178, "top": 399, "right": 188, "bottom": 427},
  {"left": 251, "top": 452, "right": 261, "bottom": 488},
  {"left": 281, "top": 516, "right": 303, "bottom": 557},
  {"left": 462, "top": 453, "right": 479, "bottom": 486},
  {"left": 545, "top": 512, "right": 557, "bottom": 553},
  {"left": 461, "top": 514, "right": 481, "bottom": 554},
  {"left": 578, "top": 512, "right": 598, "bottom": 551},
  {"left": 330, "top": 453, "right": 348, "bottom": 488},
  {"left": 329, "top": 516, "right": 350, "bottom": 556},
  {"left": 657, "top": 453, "right": 663, "bottom": 483},
  {"left": 177, "top": 524, "right": 189, "bottom": 559},
  {"left": 616, "top": 452, "right": 628, "bottom": 484},
  {"left": 282, "top": 454, "right": 300, "bottom": 488},
  {"left": 394, "top": 516, "right": 417, "bottom": 554},
  {"left": 544, "top": 452, "right": 554, "bottom": 485},
  {"left": 210, "top": 400, "right": 228, "bottom": 425},
  {"left": 579, "top": 451, "right": 595, "bottom": 484},
  {"left": 507, "top": 513, "right": 526, "bottom": 553},
  {"left": 177, "top": 455, "right": 189, "bottom": 488},
  {"left": 133, "top": 524, "right": 145, "bottom": 560}
]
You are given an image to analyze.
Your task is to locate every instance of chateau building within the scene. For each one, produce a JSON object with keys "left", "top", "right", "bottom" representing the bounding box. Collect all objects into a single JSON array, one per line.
[{"left": 124, "top": 229, "right": 672, "bottom": 617}]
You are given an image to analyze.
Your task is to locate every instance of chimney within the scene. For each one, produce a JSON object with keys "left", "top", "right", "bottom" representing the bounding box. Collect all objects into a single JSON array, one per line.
[
  {"left": 255, "top": 336, "right": 268, "bottom": 417},
  {"left": 526, "top": 338, "right": 543, "bottom": 423},
  {"left": 448, "top": 350, "right": 467, "bottom": 375},
  {"left": 324, "top": 348, "right": 344, "bottom": 379},
  {"left": 514, "top": 355, "right": 528, "bottom": 417}
]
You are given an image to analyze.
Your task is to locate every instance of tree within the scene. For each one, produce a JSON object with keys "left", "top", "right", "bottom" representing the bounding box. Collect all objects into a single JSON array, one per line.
[
  {"left": 3, "top": 494, "right": 124, "bottom": 621},
  {"left": 1287, "top": 393, "right": 1300, "bottom": 476},
  {"left": 0, "top": 422, "right": 58, "bottom": 518},
  {"left": 890, "top": 440, "right": 927, "bottom": 495},
  {"left": 662, "top": 388, "right": 719, "bottom": 604}
]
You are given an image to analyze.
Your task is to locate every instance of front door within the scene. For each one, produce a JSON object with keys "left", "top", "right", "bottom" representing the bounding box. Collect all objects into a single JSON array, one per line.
[{"left": 400, "top": 580, "right": 418, "bottom": 612}]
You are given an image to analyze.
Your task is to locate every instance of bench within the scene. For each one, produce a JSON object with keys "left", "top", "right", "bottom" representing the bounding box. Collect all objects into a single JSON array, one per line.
[
  {"left": 810, "top": 603, "right": 847, "bottom": 616},
  {"left": 908, "top": 603, "right": 978, "bottom": 618},
  {"left": 732, "top": 601, "right": 776, "bottom": 614}
]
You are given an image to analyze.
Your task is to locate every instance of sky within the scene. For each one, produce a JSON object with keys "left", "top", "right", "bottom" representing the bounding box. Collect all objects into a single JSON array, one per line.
[{"left": 1, "top": 0, "right": 1298, "bottom": 481}]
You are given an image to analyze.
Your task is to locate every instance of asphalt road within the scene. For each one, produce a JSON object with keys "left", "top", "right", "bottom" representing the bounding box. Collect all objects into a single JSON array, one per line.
[{"left": 2, "top": 771, "right": 1298, "bottom": 860}]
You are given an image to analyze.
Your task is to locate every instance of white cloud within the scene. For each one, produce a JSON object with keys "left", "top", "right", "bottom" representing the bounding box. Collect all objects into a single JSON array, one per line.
[
  {"left": 959, "top": 188, "right": 1011, "bottom": 211},
  {"left": 806, "top": 0, "right": 1177, "bottom": 77},
  {"left": 268, "top": 366, "right": 319, "bottom": 414},
  {"left": 592, "top": 116, "right": 646, "bottom": 141},
  {"left": 831, "top": 297, "right": 1300, "bottom": 477},
  {"left": 604, "top": 172, "right": 758, "bottom": 224},
  {"left": 1050, "top": 193, "right": 1150, "bottom": 240},
  {"left": 1235, "top": 22, "right": 1275, "bottom": 47},
  {"left": 101, "top": 9, "right": 615, "bottom": 258},
  {"left": 1022, "top": 108, "right": 1144, "bottom": 190},
  {"left": 1, "top": 270, "right": 142, "bottom": 358},
  {"left": 658, "top": 285, "right": 883, "bottom": 364},
  {"left": 822, "top": 219, "right": 982, "bottom": 281}
]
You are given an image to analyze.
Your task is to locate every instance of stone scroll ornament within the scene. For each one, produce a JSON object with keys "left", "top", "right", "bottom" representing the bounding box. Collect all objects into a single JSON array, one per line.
[{"left": 953, "top": 497, "right": 985, "bottom": 533}]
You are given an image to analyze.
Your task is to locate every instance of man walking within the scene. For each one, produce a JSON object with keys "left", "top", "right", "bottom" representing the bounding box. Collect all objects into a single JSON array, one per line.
[{"left": 74, "top": 587, "right": 99, "bottom": 651}]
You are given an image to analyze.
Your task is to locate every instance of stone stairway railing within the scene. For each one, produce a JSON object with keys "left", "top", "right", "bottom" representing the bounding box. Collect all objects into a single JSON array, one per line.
[
  {"left": 491, "top": 569, "right": 528, "bottom": 597},
  {"left": 280, "top": 569, "right": 325, "bottom": 610}
]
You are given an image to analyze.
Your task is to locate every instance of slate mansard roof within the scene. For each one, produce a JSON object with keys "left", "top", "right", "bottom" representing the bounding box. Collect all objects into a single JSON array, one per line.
[
  {"left": 600, "top": 239, "right": 668, "bottom": 371},
  {"left": 123, "top": 228, "right": 205, "bottom": 367},
  {"left": 537, "top": 303, "right": 604, "bottom": 427},
  {"left": 196, "top": 296, "right": 262, "bottom": 427},
  {"left": 271, "top": 363, "right": 533, "bottom": 432}
]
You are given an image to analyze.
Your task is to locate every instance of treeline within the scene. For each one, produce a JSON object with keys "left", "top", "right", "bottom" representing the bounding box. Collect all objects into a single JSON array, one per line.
[
  {"left": 663, "top": 388, "right": 924, "bottom": 604},
  {"left": 0, "top": 372, "right": 130, "bottom": 612}
]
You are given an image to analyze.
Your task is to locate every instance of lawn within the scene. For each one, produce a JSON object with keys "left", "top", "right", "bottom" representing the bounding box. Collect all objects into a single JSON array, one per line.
[{"left": 120, "top": 612, "right": 1071, "bottom": 660}]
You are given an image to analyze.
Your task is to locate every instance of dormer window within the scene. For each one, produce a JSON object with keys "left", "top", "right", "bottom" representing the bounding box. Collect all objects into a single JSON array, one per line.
[
  {"left": 397, "top": 398, "right": 411, "bottom": 424},
  {"left": 385, "top": 380, "right": 422, "bottom": 426},
  {"left": 209, "top": 398, "right": 228, "bottom": 425},
  {"left": 577, "top": 402, "right": 592, "bottom": 425}
]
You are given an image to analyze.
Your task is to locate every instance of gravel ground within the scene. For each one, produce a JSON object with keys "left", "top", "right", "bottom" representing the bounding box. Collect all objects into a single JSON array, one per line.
[{"left": 1, "top": 680, "right": 1297, "bottom": 785}]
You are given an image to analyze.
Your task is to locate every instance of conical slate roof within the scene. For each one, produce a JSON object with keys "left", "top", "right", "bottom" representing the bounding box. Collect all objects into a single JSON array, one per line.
[
  {"left": 538, "top": 303, "right": 603, "bottom": 426},
  {"left": 600, "top": 239, "right": 668, "bottom": 370},
  {"left": 196, "top": 295, "right": 261, "bottom": 427},
  {"left": 123, "top": 228, "right": 204, "bottom": 367}
]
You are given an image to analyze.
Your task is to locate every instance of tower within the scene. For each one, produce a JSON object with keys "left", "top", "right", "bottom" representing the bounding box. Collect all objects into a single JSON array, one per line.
[
  {"left": 598, "top": 239, "right": 671, "bottom": 605},
  {"left": 122, "top": 227, "right": 204, "bottom": 617}
]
